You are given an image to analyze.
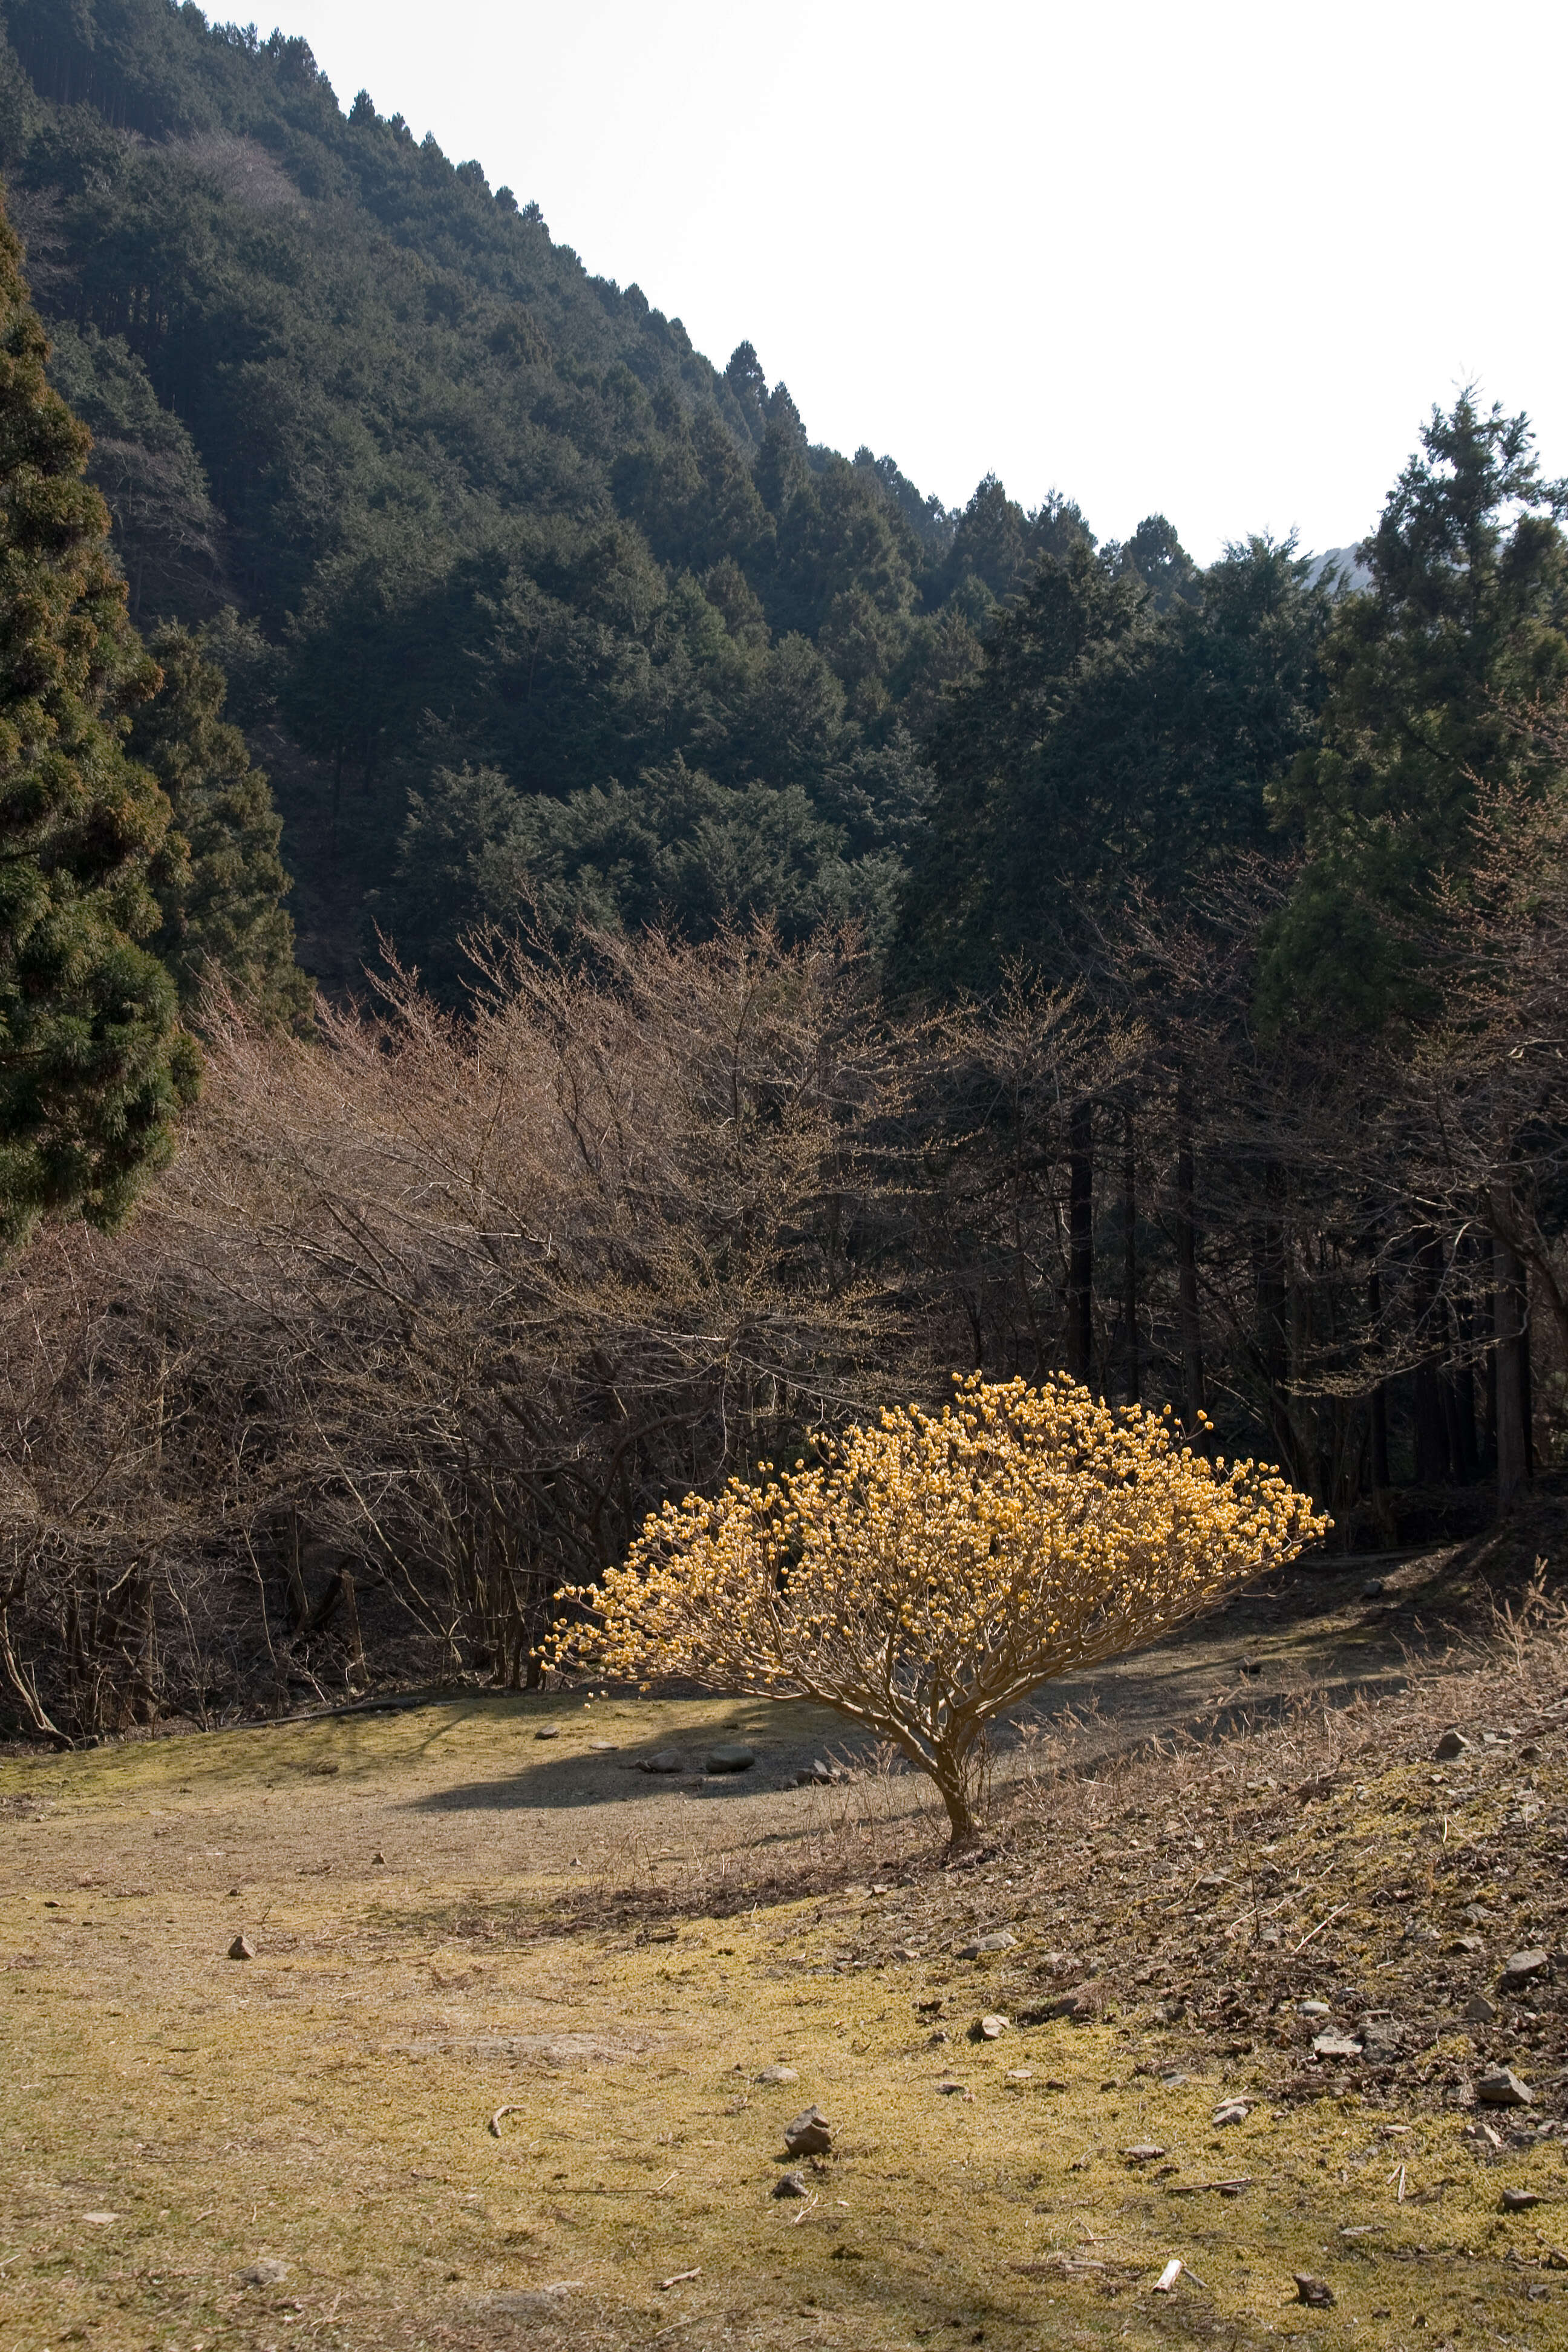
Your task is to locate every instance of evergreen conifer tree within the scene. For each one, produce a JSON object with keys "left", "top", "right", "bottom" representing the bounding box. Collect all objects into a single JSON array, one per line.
[
  {"left": 130, "top": 624, "right": 312, "bottom": 1030},
  {"left": 0, "top": 189, "right": 196, "bottom": 1248},
  {"left": 1260, "top": 393, "right": 1568, "bottom": 1028}
]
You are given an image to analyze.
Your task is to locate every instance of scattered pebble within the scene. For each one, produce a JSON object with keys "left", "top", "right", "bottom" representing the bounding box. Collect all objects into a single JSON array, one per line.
[
  {"left": 240, "top": 2259, "right": 289, "bottom": 2288},
  {"left": 783, "top": 2105, "right": 832, "bottom": 2156},
  {"left": 936, "top": 2079, "right": 968, "bottom": 2096},
  {"left": 956, "top": 1930, "right": 1016, "bottom": 1959},
  {"left": 1503, "top": 2188, "right": 1543, "bottom": 2212},
  {"left": 534, "top": 1727, "right": 560, "bottom": 1741},
  {"left": 1300, "top": 2000, "right": 1332, "bottom": 2019},
  {"left": 1436, "top": 1730, "right": 1471, "bottom": 1760},
  {"left": 1124, "top": 2141, "right": 1167, "bottom": 2164},
  {"left": 1501, "top": 1949, "right": 1550, "bottom": 1990},
  {"left": 1313, "top": 2031, "right": 1363, "bottom": 2061},
  {"left": 1478, "top": 2067, "right": 1533, "bottom": 2108},
  {"left": 81, "top": 2212, "right": 119, "bottom": 2226},
  {"left": 639, "top": 1752, "right": 684, "bottom": 1774},
  {"left": 1294, "top": 2275, "right": 1335, "bottom": 2308},
  {"left": 1213, "top": 2099, "right": 1252, "bottom": 2128},
  {"left": 705, "top": 1745, "right": 756, "bottom": 1774},
  {"left": 978, "top": 2013, "right": 1009, "bottom": 2040},
  {"left": 1466, "top": 1994, "right": 1498, "bottom": 2025},
  {"left": 227, "top": 1933, "right": 255, "bottom": 1961},
  {"left": 773, "top": 2170, "right": 809, "bottom": 2199},
  {"left": 756, "top": 2065, "right": 799, "bottom": 2085}
]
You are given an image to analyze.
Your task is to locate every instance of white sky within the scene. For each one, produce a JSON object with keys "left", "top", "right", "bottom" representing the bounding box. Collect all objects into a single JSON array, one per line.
[{"left": 272, "top": 0, "right": 1567, "bottom": 563}]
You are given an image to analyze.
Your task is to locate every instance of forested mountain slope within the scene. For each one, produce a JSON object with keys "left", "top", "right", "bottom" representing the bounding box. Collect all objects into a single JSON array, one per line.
[{"left": 0, "top": 0, "right": 1188, "bottom": 988}]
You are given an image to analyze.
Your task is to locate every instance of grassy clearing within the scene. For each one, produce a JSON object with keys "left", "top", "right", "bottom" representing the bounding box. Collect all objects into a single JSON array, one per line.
[{"left": 4, "top": 1626, "right": 1568, "bottom": 2350}]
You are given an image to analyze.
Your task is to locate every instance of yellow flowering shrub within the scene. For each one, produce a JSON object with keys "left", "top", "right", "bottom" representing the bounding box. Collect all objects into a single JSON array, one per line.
[{"left": 546, "top": 1374, "right": 1330, "bottom": 1848}]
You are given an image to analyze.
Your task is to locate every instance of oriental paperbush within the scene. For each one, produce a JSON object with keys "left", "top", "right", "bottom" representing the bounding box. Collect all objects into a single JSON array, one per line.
[{"left": 549, "top": 1374, "right": 1328, "bottom": 1849}]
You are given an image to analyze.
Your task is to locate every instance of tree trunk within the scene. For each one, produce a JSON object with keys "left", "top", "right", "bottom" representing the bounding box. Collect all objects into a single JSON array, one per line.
[
  {"left": 1174, "top": 1082, "right": 1204, "bottom": 1428},
  {"left": 934, "top": 1767, "right": 981, "bottom": 1854},
  {"left": 1494, "top": 1231, "right": 1529, "bottom": 1514},
  {"left": 1122, "top": 1106, "right": 1140, "bottom": 1405},
  {"left": 1255, "top": 1173, "right": 1293, "bottom": 1475},
  {"left": 1067, "top": 1099, "right": 1093, "bottom": 1383},
  {"left": 1412, "top": 1235, "right": 1449, "bottom": 1485}
]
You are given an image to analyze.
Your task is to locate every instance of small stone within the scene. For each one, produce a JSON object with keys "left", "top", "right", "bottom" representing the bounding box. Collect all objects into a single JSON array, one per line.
[
  {"left": 1466, "top": 1993, "right": 1498, "bottom": 2025},
  {"left": 705, "top": 1744, "right": 756, "bottom": 1774},
  {"left": 309, "top": 1760, "right": 339, "bottom": 1775},
  {"left": 1503, "top": 2187, "right": 1543, "bottom": 2211},
  {"left": 1313, "top": 2031, "right": 1364, "bottom": 2060},
  {"left": 773, "top": 2170, "right": 809, "bottom": 2199},
  {"left": 1436, "top": 1730, "right": 1471, "bottom": 1760},
  {"left": 81, "top": 2212, "right": 119, "bottom": 2226},
  {"left": 240, "top": 2258, "right": 289, "bottom": 2287},
  {"left": 227, "top": 1933, "right": 255, "bottom": 1961},
  {"left": 1452, "top": 1934, "right": 1485, "bottom": 1956},
  {"left": 892, "top": 1943, "right": 920, "bottom": 1961},
  {"left": 795, "top": 1758, "right": 844, "bottom": 1786},
  {"left": 927, "top": 2030, "right": 950, "bottom": 2045},
  {"left": 1005, "top": 2068, "right": 1034, "bottom": 2082},
  {"left": 936, "top": 2079, "right": 967, "bottom": 2095},
  {"left": 979, "top": 2013, "right": 1009, "bottom": 2040},
  {"left": 1294, "top": 2275, "right": 1335, "bottom": 2308},
  {"left": 1123, "top": 2141, "right": 1166, "bottom": 2164},
  {"left": 1501, "top": 1948, "right": 1550, "bottom": 1988},
  {"left": 588, "top": 1740, "right": 616, "bottom": 1751},
  {"left": 1478, "top": 2066, "right": 1533, "bottom": 2108},
  {"left": 1300, "top": 2000, "right": 1332, "bottom": 2018},
  {"left": 756, "top": 2065, "right": 799, "bottom": 2084},
  {"left": 1213, "top": 2098, "right": 1252, "bottom": 2127},
  {"left": 534, "top": 1726, "right": 560, "bottom": 1740},
  {"left": 639, "top": 1751, "right": 684, "bottom": 1774},
  {"left": 370, "top": 1850, "right": 385, "bottom": 1865},
  {"left": 1240, "top": 1656, "right": 1264, "bottom": 1676},
  {"left": 1363, "top": 1578, "right": 1387, "bottom": 1598},
  {"left": 783, "top": 2105, "right": 832, "bottom": 2156},
  {"left": 956, "top": 1930, "right": 1016, "bottom": 1959}
]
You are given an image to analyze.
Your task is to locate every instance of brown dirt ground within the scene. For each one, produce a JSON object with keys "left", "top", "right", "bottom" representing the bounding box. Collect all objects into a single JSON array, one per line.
[{"left": 5, "top": 1526, "right": 1568, "bottom": 2352}]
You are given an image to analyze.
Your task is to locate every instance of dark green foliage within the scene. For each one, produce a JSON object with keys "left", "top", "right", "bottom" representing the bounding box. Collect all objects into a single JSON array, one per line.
[
  {"left": 1261, "top": 394, "right": 1568, "bottom": 1029},
  {"left": 129, "top": 622, "right": 312, "bottom": 1028},
  {"left": 0, "top": 0, "right": 1112, "bottom": 985},
  {"left": 387, "top": 756, "right": 898, "bottom": 995},
  {"left": 890, "top": 530, "right": 1318, "bottom": 999},
  {"left": 0, "top": 185, "right": 196, "bottom": 1247}
]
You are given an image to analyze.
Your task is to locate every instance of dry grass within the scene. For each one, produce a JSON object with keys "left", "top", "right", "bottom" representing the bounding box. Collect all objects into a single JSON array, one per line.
[{"left": 5, "top": 1584, "right": 1568, "bottom": 2352}]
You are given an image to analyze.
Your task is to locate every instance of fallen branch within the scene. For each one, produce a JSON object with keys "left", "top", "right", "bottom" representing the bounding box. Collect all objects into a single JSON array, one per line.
[
  {"left": 659, "top": 2268, "right": 701, "bottom": 2290},
  {"left": 1165, "top": 2176, "right": 1253, "bottom": 2196},
  {"left": 1293, "top": 1901, "right": 1348, "bottom": 1953}
]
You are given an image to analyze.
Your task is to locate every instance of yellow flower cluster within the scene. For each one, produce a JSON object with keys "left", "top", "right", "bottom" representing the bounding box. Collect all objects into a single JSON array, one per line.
[{"left": 546, "top": 1374, "right": 1330, "bottom": 1846}]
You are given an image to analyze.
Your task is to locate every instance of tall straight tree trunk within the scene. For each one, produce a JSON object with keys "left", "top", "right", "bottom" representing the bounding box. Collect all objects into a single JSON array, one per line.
[
  {"left": 1067, "top": 1098, "right": 1094, "bottom": 1383},
  {"left": 1174, "top": 1079, "right": 1204, "bottom": 1429},
  {"left": 1255, "top": 1167, "right": 1293, "bottom": 1475},
  {"left": 1367, "top": 1259, "right": 1392, "bottom": 1491},
  {"left": 1494, "top": 1227, "right": 1529, "bottom": 1514},
  {"left": 1412, "top": 1235, "right": 1449, "bottom": 1486},
  {"left": 1122, "top": 1106, "right": 1140, "bottom": 1404}
]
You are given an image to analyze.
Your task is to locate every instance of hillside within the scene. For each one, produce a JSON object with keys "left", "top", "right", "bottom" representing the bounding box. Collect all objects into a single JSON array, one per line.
[{"left": 0, "top": 0, "right": 1158, "bottom": 990}]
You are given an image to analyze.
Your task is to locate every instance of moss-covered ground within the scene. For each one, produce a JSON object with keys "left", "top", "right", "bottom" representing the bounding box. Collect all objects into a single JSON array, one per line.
[{"left": 4, "top": 1588, "right": 1568, "bottom": 2351}]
